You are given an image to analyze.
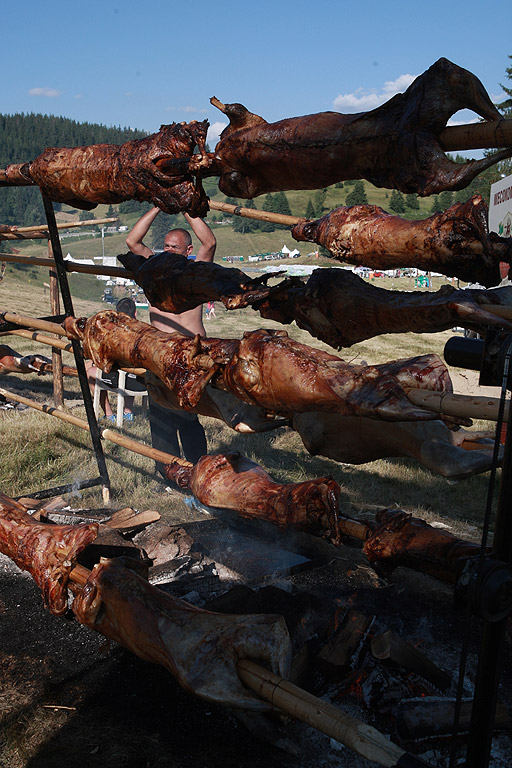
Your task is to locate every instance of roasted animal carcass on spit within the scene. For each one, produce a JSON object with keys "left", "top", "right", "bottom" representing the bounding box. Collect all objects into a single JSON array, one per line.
[
  {"left": 0, "top": 343, "right": 76, "bottom": 377},
  {"left": 147, "top": 350, "right": 500, "bottom": 480},
  {"left": 162, "top": 455, "right": 484, "bottom": 583},
  {"left": 64, "top": 310, "right": 438, "bottom": 421},
  {"left": 256, "top": 269, "right": 512, "bottom": 348},
  {"left": 2, "top": 121, "right": 210, "bottom": 216},
  {"left": 0, "top": 493, "right": 291, "bottom": 710},
  {"left": 293, "top": 413, "right": 500, "bottom": 480},
  {"left": 363, "top": 508, "right": 482, "bottom": 581},
  {"left": 118, "top": 250, "right": 276, "bottom": 312},
  {"left": 165, "top": 451, "right": 342, "bottom": 543},
  {"left": 208, "top": 59, "right": 512, "bottom": 199},
  {"left": 291, "top": 196, "right": 512, "bottom": 287},
  {"left": 0, "top": 493, "right": 98, "bottom": 615},
  {"left": 73, "top": 556, "right": 291, "bottom": 709}
]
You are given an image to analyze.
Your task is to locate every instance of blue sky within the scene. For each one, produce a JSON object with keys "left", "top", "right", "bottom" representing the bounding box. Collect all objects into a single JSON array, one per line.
[{"left": 1, "top": 0, "right": 511, "bottom": 150}]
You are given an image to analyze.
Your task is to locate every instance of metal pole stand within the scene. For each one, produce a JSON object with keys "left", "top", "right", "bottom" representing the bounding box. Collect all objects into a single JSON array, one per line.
[{"left": 39, "top": 194, "right": 110, "bottom": 503}]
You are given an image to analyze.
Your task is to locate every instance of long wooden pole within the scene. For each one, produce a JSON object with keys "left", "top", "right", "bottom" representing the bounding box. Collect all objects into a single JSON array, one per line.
[
  {"left": 209, "top": 200, "right": 301, "bottom": 227},
  {"left": 48, "top": 240, "right": 64, "bottom": 408},
  {"left": 0, "top": 252, "right": 129, "bottom": 278},
  {"left": 0, "top": 386, "right": 192, "bottom": 468},
  {"left": 1, "top": 328, "right": 74, "bottom": 351},
  {"left": 0, "top": 217, "right": 118, "bottom": 240},
  {"left": 237, "top": 660, "right": 429, "bottom": 767},
  {"left": 406, "top": 389, "right": 509, "bottom": 422},
  {"left": 439, "top": 119, "right": 512, "bottom": 152}
]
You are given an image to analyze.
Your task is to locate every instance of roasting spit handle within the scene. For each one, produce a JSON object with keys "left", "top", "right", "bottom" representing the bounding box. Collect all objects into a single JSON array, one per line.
[{"left": 237, "top": 659, "right": 433, "bottom": 767}]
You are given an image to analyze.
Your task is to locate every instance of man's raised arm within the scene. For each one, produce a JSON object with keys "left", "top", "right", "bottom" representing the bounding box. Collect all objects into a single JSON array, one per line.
[
  {"left": 125, "top": 207, "right": 161, "bottom": 258},
  {"left": 184, "top": 213, "right": 216, "bottom": 263}
]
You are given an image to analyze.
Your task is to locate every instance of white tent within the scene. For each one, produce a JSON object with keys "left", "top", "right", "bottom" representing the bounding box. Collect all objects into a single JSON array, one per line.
[
  {"left": 64, "top": 253, "right": 95, "bottom": 266},
  {"left": 280, "top": 245, "right": 291, "bottom": 255},
  {"left": 289, "top": 248, "right": 300, "bottom": 258}
]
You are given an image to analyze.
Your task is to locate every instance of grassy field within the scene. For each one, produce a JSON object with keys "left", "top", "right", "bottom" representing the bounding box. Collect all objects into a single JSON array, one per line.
[{"left": 0, "top": 260, "right": 501, "bottom": 541}]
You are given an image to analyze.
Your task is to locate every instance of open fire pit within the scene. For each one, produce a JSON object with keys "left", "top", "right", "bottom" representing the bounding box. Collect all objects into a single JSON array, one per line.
[{"left": 1, "top": 491, "right": 511, "bottom": 768}]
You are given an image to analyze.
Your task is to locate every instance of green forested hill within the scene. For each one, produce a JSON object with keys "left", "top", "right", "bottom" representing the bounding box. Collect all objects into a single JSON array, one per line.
[{"left": 0, "top": 113, "right": 146, "bottom": 225}]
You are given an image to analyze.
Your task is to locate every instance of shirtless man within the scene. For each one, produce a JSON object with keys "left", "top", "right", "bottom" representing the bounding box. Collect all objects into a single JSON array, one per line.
[{"left": 126, "top": 208, "right": 216, "bottom": 474}]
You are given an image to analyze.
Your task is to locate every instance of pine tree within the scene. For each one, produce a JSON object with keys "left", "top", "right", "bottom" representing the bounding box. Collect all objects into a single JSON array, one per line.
[
  {"left": 260, "top": 193, "right": 276, "bottom": 232},
  {"left": 405, "top": 193, "right": 420, "bottom": 210},
  {"left": 430, "top": 196, "right": 443, "bottom": 213},
  {"left": 313, "top": 188, "right": 327, "bottom": 217},
  {"left": 439, "top": 190, "right": 453, "bottom": 210},
  {"left": 389, "top": 190, "right": 405, "bottom": 214},
  {"left": 273, "top": 191, "right": 292, "bottom": 229},
  {"left": 305, "top": 198, "right": 316, "bottom": 219},
  {"left": 345, "top": 181, "right": 368, "bottom": 206}
]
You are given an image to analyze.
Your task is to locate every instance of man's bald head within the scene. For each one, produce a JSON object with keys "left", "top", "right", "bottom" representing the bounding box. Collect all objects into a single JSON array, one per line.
[{"left": 163, "top": 228, "right": 193, "bottom": 256}]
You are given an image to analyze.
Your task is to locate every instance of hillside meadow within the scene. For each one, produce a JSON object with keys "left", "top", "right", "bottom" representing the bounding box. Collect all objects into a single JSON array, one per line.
[{"left": 0, "top": 261, "right": 501, "bottom": 541}]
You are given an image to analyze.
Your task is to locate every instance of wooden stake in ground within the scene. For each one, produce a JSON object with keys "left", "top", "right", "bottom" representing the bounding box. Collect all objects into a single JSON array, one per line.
[{"left": 48, "top": 240, "right": 64, "bottom": 408}]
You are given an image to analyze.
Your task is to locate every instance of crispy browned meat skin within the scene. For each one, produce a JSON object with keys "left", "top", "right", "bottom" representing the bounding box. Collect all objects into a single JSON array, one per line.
[
  {"left": 212, "top": 59, "right": 512, "bottom": 198},
  {"left": 363, "top": 508, "right": 481, "bottom": 579},
  {"left": 0, "top": 494, "right": 98, "bottom": 615},
  {"left": 118, "top": 250, "right": 274, "bottom": 312},
  {"left": 7, "top": 121, "right": 209, "bottom": 216},
  {"left": 0, "top": 344, "right": 76, "bottom": 376},
  {"left": 221, "top": 328, "right": 440, "bottom": 421},
  {"left": 165, "top": 451, "right": 342, "bottom": 542},
  {"left": 291, "top": 196, "right": 512, "bottom": 287},
  {"left": 257, "top": 271, "right": 512, "bottom": 348},
  {"left": 65, "top": 311, "right": 437, "bottom": 421},
  {"left": 72, "top": 557, "right": 291, "bottom": 710}
]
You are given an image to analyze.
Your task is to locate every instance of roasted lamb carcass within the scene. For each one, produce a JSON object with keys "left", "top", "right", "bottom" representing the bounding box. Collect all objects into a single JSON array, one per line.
[
  {"left": 0, "top": 493, "right": 98, "bottom": 615},
  {"left": 256, "top": 268, "right": 512, "bottom": 348},
  {"left": 64, "top": 311, "right": 438, "bottom": 421},
  {"left": 291, "top": 196, "right": 512, "bottom": 288},
  {"left": 363, "top": 508, "right": 482, "bottom": 580},
  {"left": 118, "top": 250, "right": 276, "bottom": 313},
  {"left": 293, "top": 412, "right": 500, "bottom": 480},
  {"left": 208, "top": 59, "right": 512, "bottom": 199},
  {"left": 2, "top": 121, "right": 210, "bottom": 216},
  {"left": 0, "top": 344, "right": 76, "bottom": 377},
  {"left": 72, "top": 556, "right": 291, "bottom": 710},
  {"left": 164, "top": 451, "right": 342, "bottom": 543}
]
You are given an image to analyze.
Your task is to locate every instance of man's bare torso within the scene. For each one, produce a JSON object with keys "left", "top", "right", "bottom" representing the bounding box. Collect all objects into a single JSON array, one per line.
[{"left": 149, "top": 305, "right": 205, "bottom": 337}]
